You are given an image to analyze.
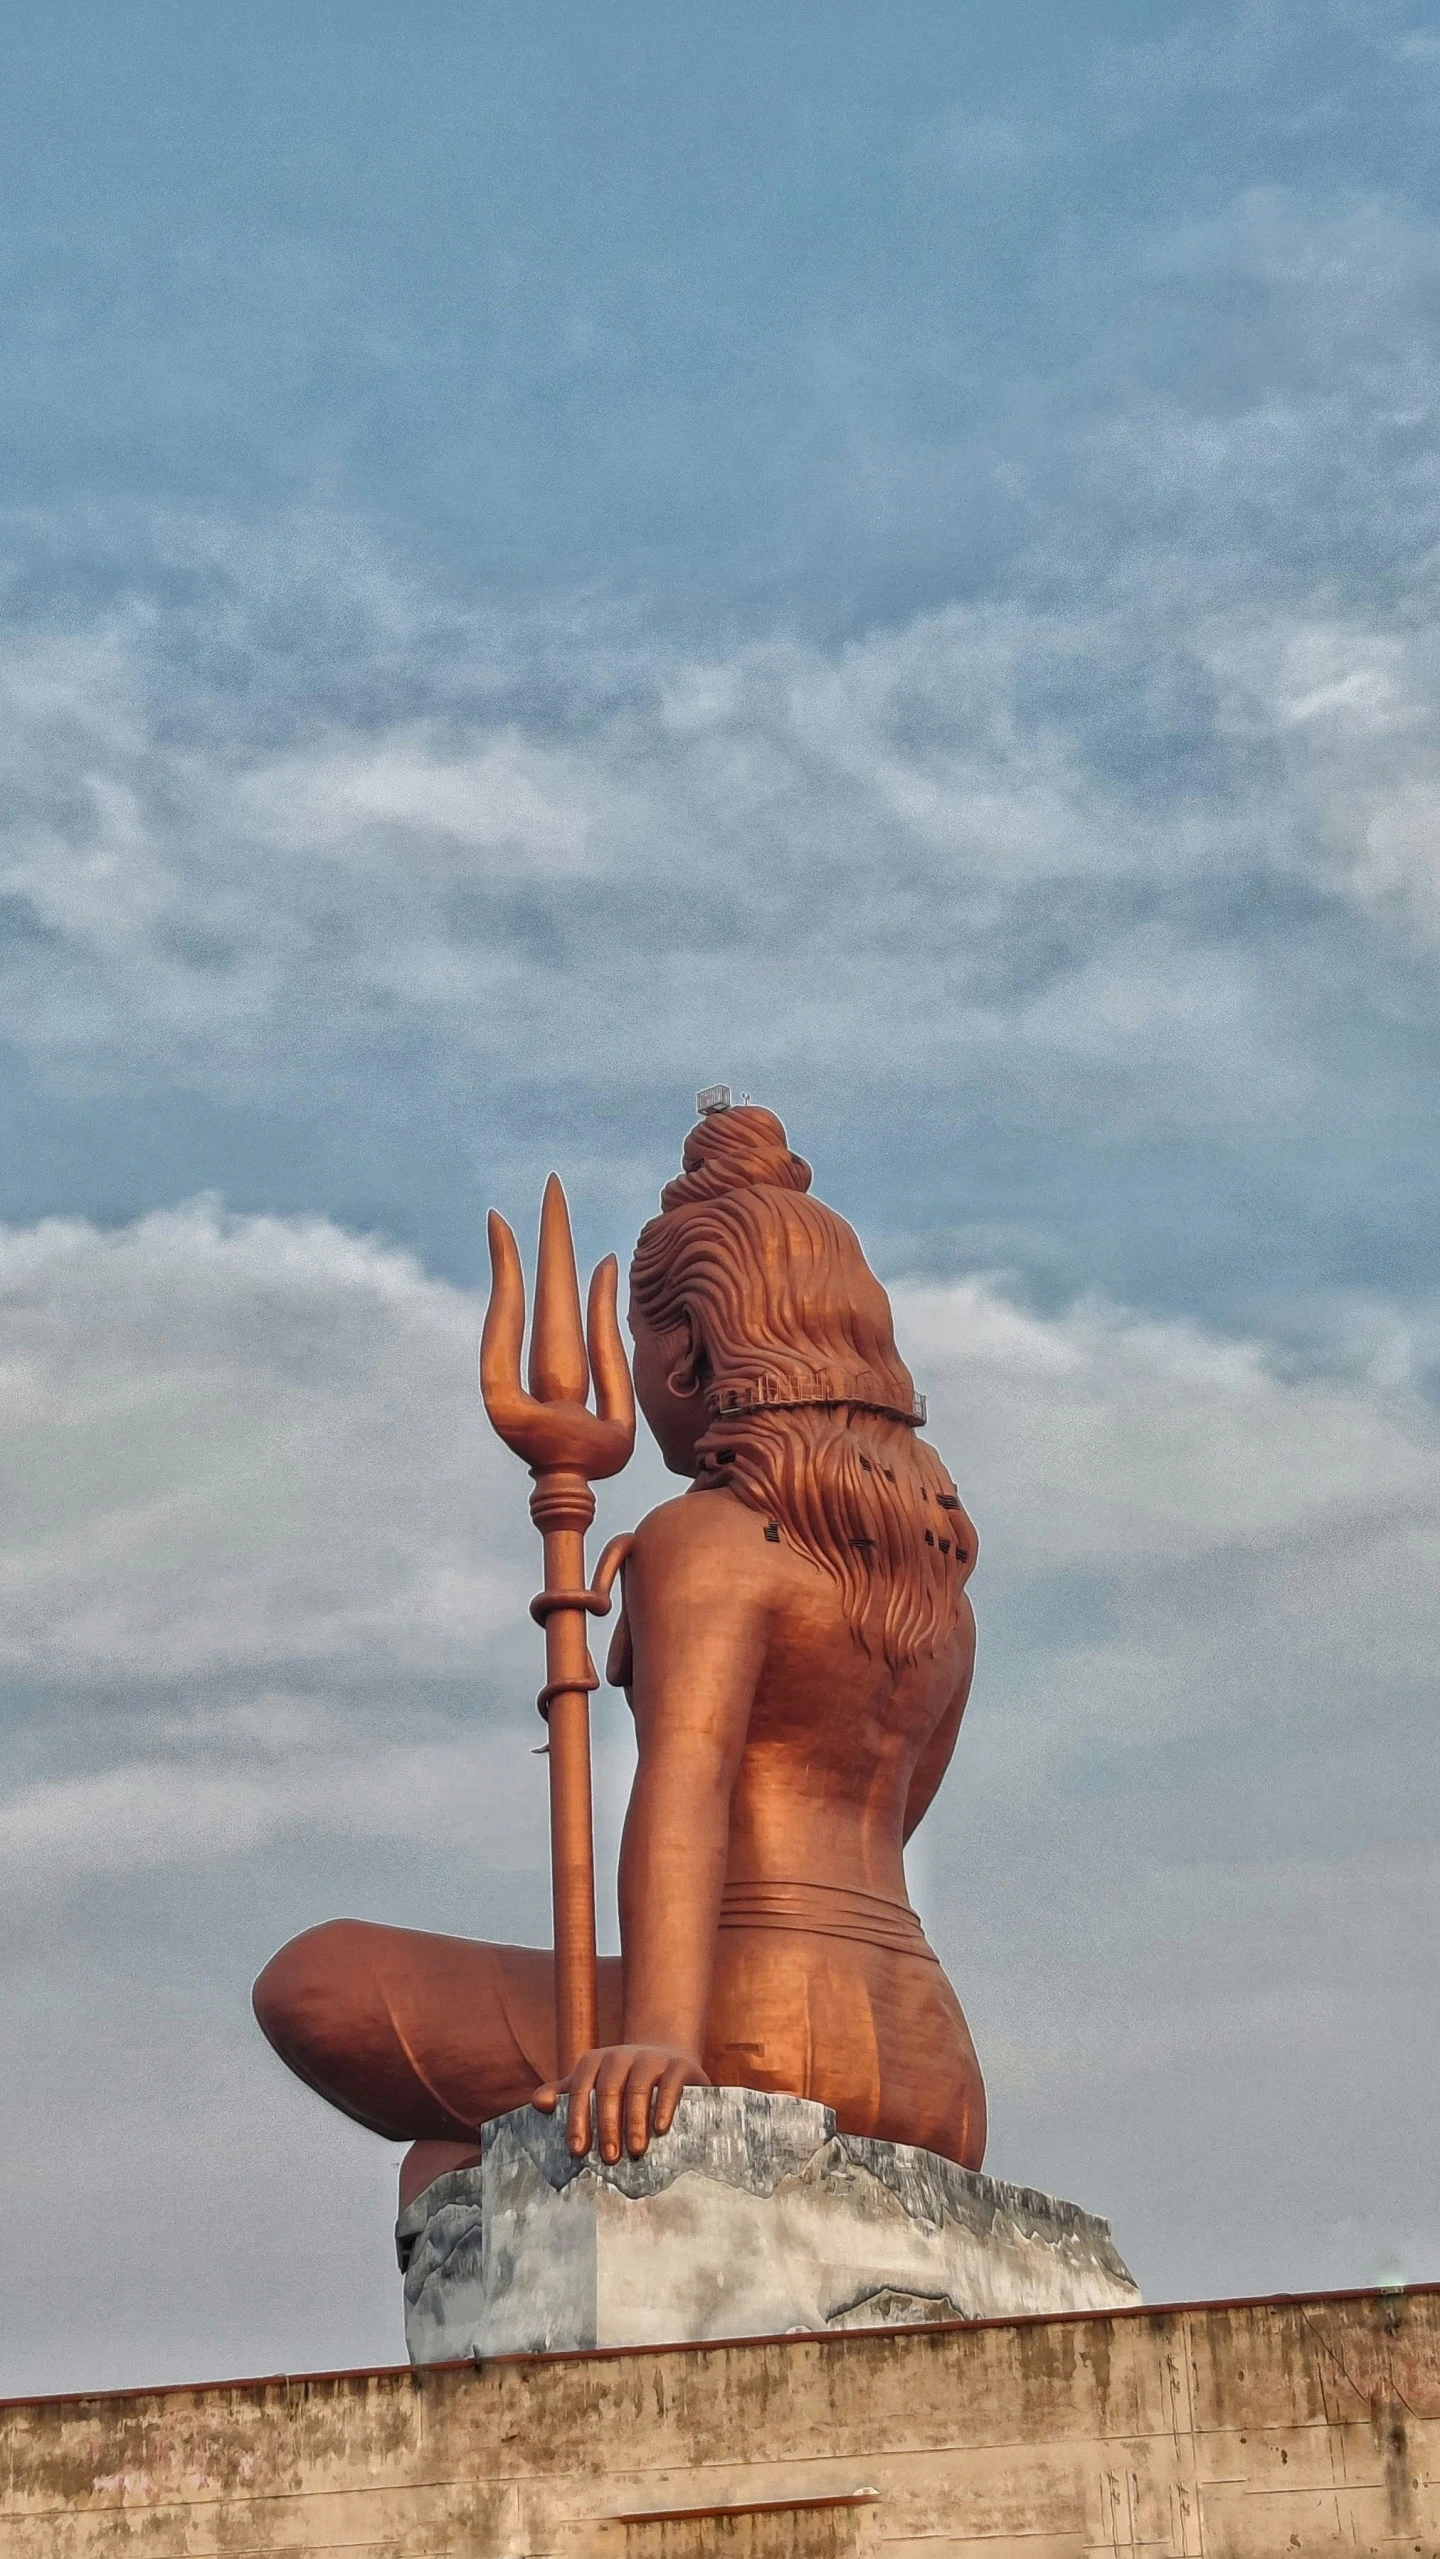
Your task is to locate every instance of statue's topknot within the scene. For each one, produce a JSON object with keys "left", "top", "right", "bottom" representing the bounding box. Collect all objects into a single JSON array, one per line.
[
  {"left": 660, "top": 1105, "right": 811, "bottom": 1215},
  {"left": 631, "top": 1103, "right": 959, "bottom": 1671}
]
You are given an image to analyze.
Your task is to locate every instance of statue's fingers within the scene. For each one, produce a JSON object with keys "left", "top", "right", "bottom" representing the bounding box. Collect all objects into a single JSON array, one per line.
[
  {"left": 624, "top": 2065, "right": 659, "bottom": 2158},
  {"left": 652, "top": 2058, "right": 692, "bottom": 2138},
  {"left": 531, "top": 2080, "right": 560, "bottom": 2113},
  {"left": 594, "top": 2048, "right": 632, "bottom": 2165},
  {"left": 563, "top": 2052, "right": 603, "bottom": 2158}
]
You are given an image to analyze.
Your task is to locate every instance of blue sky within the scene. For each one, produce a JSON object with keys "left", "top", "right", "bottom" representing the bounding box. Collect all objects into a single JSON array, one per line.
[
  {"left": 4, "top": 1, "right": 1440, "bottom": 1309},
  {"left": 1, "top": 0, "right": 1438, "bottom": 2391}
]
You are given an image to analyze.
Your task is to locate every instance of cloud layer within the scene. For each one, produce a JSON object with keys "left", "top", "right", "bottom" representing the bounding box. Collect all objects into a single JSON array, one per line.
[
  {"left": 4, "top": 549, "right": 1438, "bottom": 1338},
  {"left": 0, "top": 1200, "right": 529, "bottom": 1679},
  {"left": 6, "top": 50, "right": 1440, "bottom": 1319},
  {"left": 5, "top": 572, "right": 1439, "bottom": 1081}
]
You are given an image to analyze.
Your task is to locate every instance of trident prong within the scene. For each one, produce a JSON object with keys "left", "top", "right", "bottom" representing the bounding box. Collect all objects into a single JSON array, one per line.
[
  {"left": 479, "top": 1174, "right": 636, "bottom": 2077},
  {"left": 481, "top": 1177, "right": 634, "bottom": 1478}
]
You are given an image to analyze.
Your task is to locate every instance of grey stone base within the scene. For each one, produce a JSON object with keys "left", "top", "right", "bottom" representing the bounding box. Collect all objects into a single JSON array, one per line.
[{"left": 395, "top": 2087, "right": 1139, "bottom": 2362}]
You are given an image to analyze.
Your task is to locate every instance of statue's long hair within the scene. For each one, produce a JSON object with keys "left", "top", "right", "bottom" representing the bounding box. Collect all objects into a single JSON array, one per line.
[{"left": 630, "top": 1108, "right": 975, "bottom": 1672}]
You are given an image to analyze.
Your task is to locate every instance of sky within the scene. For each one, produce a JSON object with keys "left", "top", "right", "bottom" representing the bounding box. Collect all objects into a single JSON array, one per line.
[{"left": 1, "top": 0, "right": 1438, "bottom": 2395}]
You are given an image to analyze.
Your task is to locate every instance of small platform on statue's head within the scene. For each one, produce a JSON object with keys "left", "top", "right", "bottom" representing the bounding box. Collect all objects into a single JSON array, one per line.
[{"left": 396, "top": 2086, "right": 1139, "bottom": 2362}]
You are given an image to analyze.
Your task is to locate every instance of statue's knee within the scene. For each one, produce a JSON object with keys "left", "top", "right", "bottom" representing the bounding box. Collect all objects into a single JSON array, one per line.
[{"left": 252, "top": 1919, "right": 371, "bottom": 2059}]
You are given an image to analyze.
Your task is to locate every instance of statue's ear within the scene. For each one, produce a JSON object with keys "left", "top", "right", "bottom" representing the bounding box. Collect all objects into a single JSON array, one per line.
[{"left": 666, "top": 1308, "right": 703, "bottom": 1399}]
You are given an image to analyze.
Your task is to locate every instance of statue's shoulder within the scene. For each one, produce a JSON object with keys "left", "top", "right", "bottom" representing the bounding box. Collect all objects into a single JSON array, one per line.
[
  {"left": 625, "top": 1486, "right": 782, "bottom": 1588},
  {"left": 608, "top": 1493, "right": 775, "bottom": 1687}
]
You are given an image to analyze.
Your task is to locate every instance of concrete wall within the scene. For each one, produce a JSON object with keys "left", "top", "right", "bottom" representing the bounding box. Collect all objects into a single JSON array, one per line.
[{"left": 2, "top": 2285, "right": 1435, "bottom": 2557}]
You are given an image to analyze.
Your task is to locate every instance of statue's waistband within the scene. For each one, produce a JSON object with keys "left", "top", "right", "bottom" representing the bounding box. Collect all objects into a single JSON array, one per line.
[{"left": 718, "top": 1877, "right": 938, "bottom": 1960}]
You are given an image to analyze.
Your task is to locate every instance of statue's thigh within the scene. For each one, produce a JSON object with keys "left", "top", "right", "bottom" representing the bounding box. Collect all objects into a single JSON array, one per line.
[{"left": 255, "top": 1920, "right": 624, "bottom": 2139}]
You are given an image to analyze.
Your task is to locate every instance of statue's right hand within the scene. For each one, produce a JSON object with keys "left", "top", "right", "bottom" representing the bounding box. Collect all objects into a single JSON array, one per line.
[{"left": 533, "top": 2045, "right": 710, "bottom": 2164}]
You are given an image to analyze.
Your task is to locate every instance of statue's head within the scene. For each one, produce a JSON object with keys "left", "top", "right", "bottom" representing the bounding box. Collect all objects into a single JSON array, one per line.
[{"left": 630, "top": 1106, "right": 973, "bottom": 1667}]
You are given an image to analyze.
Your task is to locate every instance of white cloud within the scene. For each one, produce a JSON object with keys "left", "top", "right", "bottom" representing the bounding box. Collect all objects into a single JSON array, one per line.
[
  {"left": 240, "top": 725, "right": 613, "bottom": 876},
  {"left": 3, "top": 369, "right": 1440, "bottom": 1150},
  {"left": 896, "top": 1272, "right": 1440, "bottom": 1754},
  {"left": 901, "top": 1274, "right": 1438, "bottom": 1561},
  {"left": 1195, "top": 611, "right": 1440, "bottom": 939},
  {"left": 0, "top": 582, "right": 1372, "bottom": 1123},
  {"left": 0, "top": 1731, "right": 543, "bottom": 1883},
  {"left": 0, "top": 1200, "right": 527, "bottom": 1680}
]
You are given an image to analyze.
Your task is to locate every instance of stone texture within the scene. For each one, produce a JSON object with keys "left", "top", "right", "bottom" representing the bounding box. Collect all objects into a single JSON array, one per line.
[
  {"left": 4, "top": 2286, "right": 1438, "bottom": 2554},
  {"left": 396, "top": 2087, "right": 1140, "bottom": 2360}
]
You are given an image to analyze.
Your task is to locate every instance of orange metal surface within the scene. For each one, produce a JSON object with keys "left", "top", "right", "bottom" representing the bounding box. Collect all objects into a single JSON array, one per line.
[{"left": 254, "top": 1108, "right": 987, "bottom": 2179}]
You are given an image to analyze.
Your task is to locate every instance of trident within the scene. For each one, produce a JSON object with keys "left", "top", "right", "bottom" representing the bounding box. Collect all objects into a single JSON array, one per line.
[{"left": 479, "top": 1177, "right": 636, "bottom": 2076}]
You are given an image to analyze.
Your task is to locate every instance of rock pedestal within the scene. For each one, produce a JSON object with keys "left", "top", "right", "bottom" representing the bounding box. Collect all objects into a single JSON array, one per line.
[{"left": 396, "top": 2087, "right": 1139, "bottom": 2362}]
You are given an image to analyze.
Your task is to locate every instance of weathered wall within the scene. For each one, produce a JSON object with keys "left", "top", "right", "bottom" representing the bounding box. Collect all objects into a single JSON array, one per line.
[{"left": 2, "top": 2285, "right": 1436, "bottom": 2557}]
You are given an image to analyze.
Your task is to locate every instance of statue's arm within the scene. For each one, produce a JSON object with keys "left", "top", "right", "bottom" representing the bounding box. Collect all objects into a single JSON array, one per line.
[
  {"left": 618, "top": 1494, "right": 768, "bottom": 2045},
  {"left": 534, "top": 1490, "right": 769, "bottom": 2160},
  {"left": 902, "top": 1593, "right": 977, "bottom": 1842}
]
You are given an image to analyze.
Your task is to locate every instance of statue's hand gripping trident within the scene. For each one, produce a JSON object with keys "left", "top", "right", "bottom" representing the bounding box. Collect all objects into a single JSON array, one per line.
[{"left": 480, "top": 1175, "right": 636, "bottom": 2077}]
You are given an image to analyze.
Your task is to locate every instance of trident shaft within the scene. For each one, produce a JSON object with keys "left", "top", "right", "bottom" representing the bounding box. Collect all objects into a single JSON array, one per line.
[{"left": 479, "top": 1176, "right": 635, "bottom": 2074}]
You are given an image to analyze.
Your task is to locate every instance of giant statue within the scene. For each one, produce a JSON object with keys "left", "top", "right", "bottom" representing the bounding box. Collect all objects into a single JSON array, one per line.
[{"left": 254, "top": 1104, "right": 986, "bottom": 2222}]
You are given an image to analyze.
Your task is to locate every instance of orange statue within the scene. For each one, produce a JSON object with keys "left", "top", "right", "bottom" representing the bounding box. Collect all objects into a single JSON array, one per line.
[{"left": 254, "top": 1106, "right": 985, "bottom": 2207}]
